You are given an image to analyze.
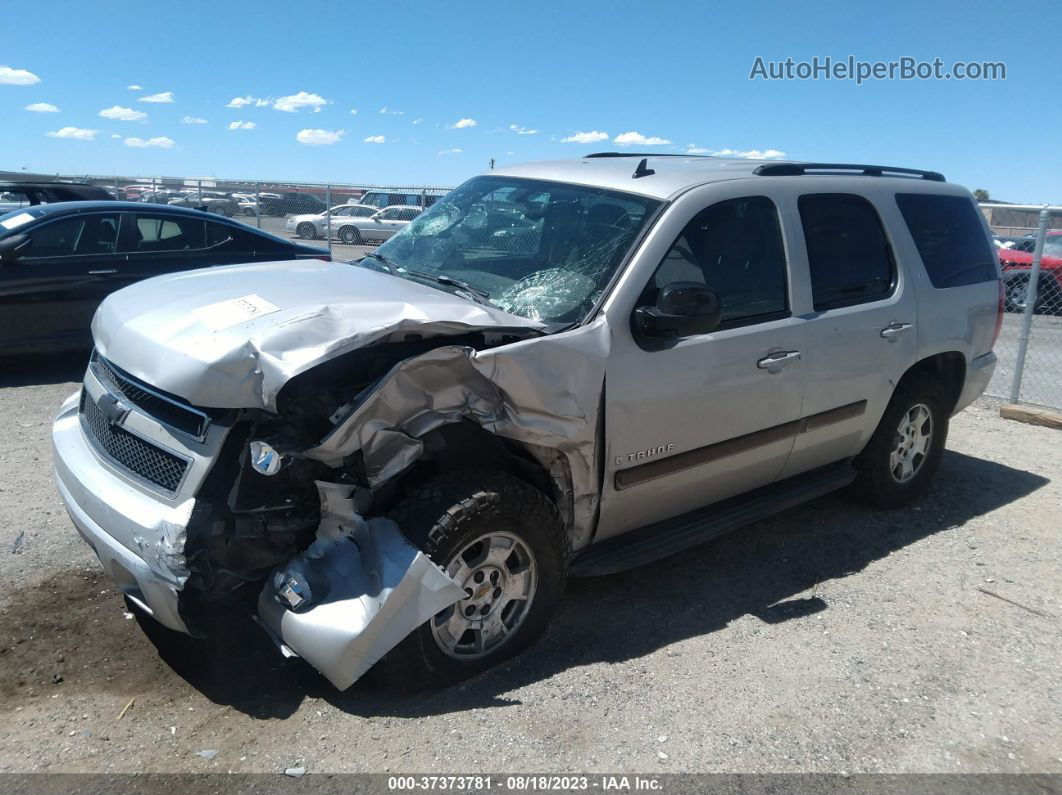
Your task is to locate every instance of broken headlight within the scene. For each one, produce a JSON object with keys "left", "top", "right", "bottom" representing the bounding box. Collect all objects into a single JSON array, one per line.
[{"left": 249, "top": 440, "right": 286, "bottom": 476}]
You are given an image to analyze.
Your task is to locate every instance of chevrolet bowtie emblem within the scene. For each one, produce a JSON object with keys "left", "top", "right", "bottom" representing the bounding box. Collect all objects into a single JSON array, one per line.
[{"left": 97, "top": 392, "right": 131, "bottom": 426}]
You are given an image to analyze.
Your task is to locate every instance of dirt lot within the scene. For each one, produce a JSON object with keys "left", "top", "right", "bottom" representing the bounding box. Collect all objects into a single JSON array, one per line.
[{"left": 0, "top": 354, "right": 1059, "bottom": 776}]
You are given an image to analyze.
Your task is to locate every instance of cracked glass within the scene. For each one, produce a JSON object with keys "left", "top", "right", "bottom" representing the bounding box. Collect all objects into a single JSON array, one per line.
[{"left": 370, "top": 176, "right": 661, "bottom": 323}]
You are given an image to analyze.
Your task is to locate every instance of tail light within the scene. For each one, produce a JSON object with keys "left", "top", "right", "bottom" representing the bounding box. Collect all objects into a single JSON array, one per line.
[{"left": 991, "top": 278, "right": 1004, "bottom": 350}]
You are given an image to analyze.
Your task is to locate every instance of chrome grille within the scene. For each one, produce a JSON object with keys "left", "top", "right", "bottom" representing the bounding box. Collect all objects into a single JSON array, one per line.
[
  {"left": 90, "top": 351, "right": 209, "bottom": 439},
  {"left": 80, "top": 391, "right": 189, "bottom": 494}
]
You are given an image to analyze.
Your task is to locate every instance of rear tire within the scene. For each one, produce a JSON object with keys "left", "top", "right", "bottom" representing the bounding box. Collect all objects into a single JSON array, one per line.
[
  {"left": 851, "top": 374, "right": 948, "bottom": 507},
  {"left": 375, "top": 470, "right": 567, "bottom": 689}
]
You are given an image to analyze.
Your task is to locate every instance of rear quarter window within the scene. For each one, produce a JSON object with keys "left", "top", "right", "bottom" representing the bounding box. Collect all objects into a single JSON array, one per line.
[{"left": 895, "top": 194, "right": 997, "bottom": 287}]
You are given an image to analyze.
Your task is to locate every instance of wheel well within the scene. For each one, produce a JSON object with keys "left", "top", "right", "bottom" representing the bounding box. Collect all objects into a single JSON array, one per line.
[
  {"left": 900, "top": 352, "right": 966, "bottom": 414},
  {"left": 375, "top": 420, "right": 568, "bottom": 526}
]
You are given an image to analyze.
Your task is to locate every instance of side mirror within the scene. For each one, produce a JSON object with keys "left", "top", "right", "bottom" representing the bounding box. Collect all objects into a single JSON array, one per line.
[
  {"left": 635, "top": 282, "right": 722, "bottom": 338},
  {"left": 0, "top": 233, "right": 31, "bottom": 263}
]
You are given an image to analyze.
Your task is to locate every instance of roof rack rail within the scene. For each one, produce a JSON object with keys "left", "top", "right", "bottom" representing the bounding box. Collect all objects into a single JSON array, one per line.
[
  {"left": 753, "top": 162, "right": 945, "bottom": 182},
  {"left": 584, "top": 152, "right": 709, "bottom": 159}
]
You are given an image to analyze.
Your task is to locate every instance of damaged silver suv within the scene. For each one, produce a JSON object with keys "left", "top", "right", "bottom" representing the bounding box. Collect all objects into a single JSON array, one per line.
[{"left": 53, "top": 154, "right": 1001, "bottom": 689}]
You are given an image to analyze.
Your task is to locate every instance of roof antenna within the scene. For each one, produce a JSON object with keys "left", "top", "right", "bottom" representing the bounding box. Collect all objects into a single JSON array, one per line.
[{"left": 632, "top": 157, "right": 655, "bottom": 179}]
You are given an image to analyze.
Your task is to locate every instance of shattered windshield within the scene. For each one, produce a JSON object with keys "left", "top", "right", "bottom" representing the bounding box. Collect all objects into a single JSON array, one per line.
[{"left": 371, "top": 176, "right": 661, "bottom": 323}]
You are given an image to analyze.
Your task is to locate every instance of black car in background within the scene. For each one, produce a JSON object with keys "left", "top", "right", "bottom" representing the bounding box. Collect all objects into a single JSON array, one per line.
[
  {"left": 0, "top": 201, "right": 328, "bottom": 354},
  {"left": 257, "top": 191, "right": 327, "bottom": 217}
]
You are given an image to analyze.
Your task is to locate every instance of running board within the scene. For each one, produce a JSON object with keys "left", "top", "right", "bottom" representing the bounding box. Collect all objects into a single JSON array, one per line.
[{"left": 570, "top": 462, "right": 857, "bottom": 576}]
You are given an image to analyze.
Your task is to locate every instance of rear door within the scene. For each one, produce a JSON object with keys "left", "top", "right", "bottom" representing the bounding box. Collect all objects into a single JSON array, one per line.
[
  {"left": 0, "top": 211, "right": 123, "bottom": 351},
  {"left": 777, "top": 188, "right": 918, "bottom": 477}
]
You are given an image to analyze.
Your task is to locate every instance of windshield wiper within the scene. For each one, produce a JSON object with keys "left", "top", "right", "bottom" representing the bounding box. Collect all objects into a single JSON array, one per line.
[
  {"left": 357, "top": 251, "right": 400, "bottom": 274},
  {"left": 406, "top": 270, "right": 495, "bottom": 307}
]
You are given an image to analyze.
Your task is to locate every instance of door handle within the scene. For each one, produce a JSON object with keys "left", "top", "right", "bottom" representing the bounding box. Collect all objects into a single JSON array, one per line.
[
  {"left": 88, "top": 269, "right": 118, "bottom": 276},
  {"left": 880, "top": 322, "right": 913, "bottom": 341},
  {"left": 757, "top": 350, "right": 802, "bottom": 372}
]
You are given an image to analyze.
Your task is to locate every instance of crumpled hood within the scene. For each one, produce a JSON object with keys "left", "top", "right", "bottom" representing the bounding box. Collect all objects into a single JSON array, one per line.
[{"left": 93, "top": 258, "right": 543, "bottom": 411}]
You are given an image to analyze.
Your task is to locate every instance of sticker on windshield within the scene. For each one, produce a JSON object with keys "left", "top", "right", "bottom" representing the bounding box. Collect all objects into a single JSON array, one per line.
[
  {"left": 0, "top": 212, "right": 34, "bottom": 230},
  {"left": 193, "top": 294, "right": 280, "bottom": 331}
]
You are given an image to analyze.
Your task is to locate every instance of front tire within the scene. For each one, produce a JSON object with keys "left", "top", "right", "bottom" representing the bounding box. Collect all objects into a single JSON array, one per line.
[
  {"left": 377, "top": 470, "right": 567, "bottom": 688},
  {"left": 851, "top": 375, "right": 948, "bottom": 507},
  {"left": 296, "top": 222, "right": 318, "bottom": 240}
]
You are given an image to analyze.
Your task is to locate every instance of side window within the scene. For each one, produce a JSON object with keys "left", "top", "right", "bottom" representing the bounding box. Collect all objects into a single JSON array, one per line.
[
  {"left": 648, "top": 196, "right": 788, "bottom": 326},
  {"left": 25, "top": 214, "right": 120, "bottom": 258},
  {"left": 134, "top": 214, "right": 206, "bottom": 252},
  {"left": 205, "top": 221, "right": 233, "bottom": 247},
  {"left": 378, "top": 209, "right": 398, "bottom": 220},
  {"left": 397, "top": 208, "right": 420, "bottom": 221},
  {"left": 798, "top": 194, "right": 894, "bottom": 310},
  {"left": 895, "top": 193, "right": 997, "bottom": 287}
]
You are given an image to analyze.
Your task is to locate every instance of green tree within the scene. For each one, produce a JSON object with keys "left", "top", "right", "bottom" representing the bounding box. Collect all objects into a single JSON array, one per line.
[{"left": 974, "top": 189, "right": 990, "bottom": 202}]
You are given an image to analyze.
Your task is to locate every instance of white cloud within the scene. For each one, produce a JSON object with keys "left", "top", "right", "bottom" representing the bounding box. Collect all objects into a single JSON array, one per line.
[
  {"left": 448, "top": 117, "right": 477, "bottom": 129},
  {"left": 226, "top": 97, "right": 269, "bottom": 109},
  {"left": 274, "top": 91, "right": 330, "bottom": 112},
  {"left": 127, "top": 84, "right": 142, "bottom": 90},
  {"left": 0, "top": 65, "right": 40, "bottom": 85},
  {"left": 99, "top": 105, "right": 147, "bottom": 121},
  {"left": 411, "top": 117, "right": 423, "bottom": 125},
  {"left": 111, "top": 134, "right": 121, "bottom": 139},
  {"left": 509, "top": 124, "right": 538, "bottom": 135},
  {"left": 228, "top": 120, "right": 256, "bottom": 130},
  {"left": 181, "top": 116, "right": 208, "bottom": 124},
  {"left": 25, "top": 102, "right": 59, "bottom": 113},
  {"left": 561, "top": 130, "right": 609, "bottom": 144},
  {"left": 296, "top": 128, "right": 345, "bottom": 145},
  {"left": 349, "top": 108, "right": 358, "bottom": 115},
  {"left": 379, "top": 106, "right": 404, "bottom": 115},
  {"left": 437, "top": 148, "right": 463, "bottom": 155},
  {"left": 46, "top": 127, "right": 97, "bottom": 140},
  {"left": 363, "top": 135, "right": 386, "bottom": 144},
  {"left": 125, "top": 136, "right": 176, "bottom": 149},
  {"left": 614, "top": 131, "right": 671, "bottom": 146},
  {"left": 139, "top": 91, "right": 174, "bottom": 103},
  {"left": 682, "top": 144, "right": 786, "bottom": 159}
]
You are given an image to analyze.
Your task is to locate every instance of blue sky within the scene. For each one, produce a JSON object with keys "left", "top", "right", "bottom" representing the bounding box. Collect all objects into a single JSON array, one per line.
[{"left": 2, "top": 0, "right": 1058, "bottom": 201}]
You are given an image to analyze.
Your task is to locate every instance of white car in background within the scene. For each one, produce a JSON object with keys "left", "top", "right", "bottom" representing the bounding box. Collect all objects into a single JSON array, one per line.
[
  {"left": 334, "top": 205, "right": 422, "bottom": 245},
  {"left": 286, "top": 204, "right": 378, "bottom": 240}
]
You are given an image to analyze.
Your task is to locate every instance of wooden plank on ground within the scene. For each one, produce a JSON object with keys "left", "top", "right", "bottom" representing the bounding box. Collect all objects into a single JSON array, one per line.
[{"left": 1000, "top": 403, "right": 1062, "bottom": 430}]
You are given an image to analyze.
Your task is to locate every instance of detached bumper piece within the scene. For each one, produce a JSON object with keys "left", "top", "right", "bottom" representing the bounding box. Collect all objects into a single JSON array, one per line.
[{"left": 257, "top": 482, "right": 465, "bottom": 690}]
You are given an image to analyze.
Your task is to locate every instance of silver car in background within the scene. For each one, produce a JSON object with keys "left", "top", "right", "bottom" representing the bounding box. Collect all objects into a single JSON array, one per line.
[
  {"left": 285, "top": 204, "right": 378, "bottom": 240},
  {"left": 334, "top": 205, "right": 421, "bottom": 245}
]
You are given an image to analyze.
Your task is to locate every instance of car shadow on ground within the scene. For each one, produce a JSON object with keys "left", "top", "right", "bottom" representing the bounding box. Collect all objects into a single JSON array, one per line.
[
  {"left": 0, "top": 351, "right": 88, "bottom": 388},
  {"left": 1, "top": 450, "right": 1047, "bottom": 721}
]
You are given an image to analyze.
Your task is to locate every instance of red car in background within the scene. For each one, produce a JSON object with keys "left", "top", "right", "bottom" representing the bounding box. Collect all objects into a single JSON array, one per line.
[{"left": 997, "top": 230, "right": 1062, "bottom": 312}]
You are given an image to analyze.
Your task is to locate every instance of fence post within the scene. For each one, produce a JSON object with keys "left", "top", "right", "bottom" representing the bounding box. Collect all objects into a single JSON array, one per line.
[
  {"left": 325, "top": 184, "right": 333, "bottom": 258},
  {"left": 1008, "top": 208, "right": 1050, "bottom": 403},
  {"left": 197, "top": 179, "right": 203, "bottom": 209},
  {"left": 114, "top": 174, "right": 119, "bottom": 199},
  {"left": 254, "top": 182, "right": 261, "bottom": 228}
]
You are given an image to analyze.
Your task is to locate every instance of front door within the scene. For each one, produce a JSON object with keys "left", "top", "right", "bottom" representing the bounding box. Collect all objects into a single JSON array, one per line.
[
  {"left": 0, "top": 211, "right": 123, "bottom": 351},
  {"left": 597, "top": 189, "right": 808, "bottom": 541}
]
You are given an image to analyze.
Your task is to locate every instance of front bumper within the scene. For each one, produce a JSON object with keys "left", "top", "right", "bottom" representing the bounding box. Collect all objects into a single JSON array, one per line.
[
  {"left": 52, "top": 391, "right": 195, "bottom": 633},
  {"left": 954, "top": 351, "right": 997, "bottom": 414}
]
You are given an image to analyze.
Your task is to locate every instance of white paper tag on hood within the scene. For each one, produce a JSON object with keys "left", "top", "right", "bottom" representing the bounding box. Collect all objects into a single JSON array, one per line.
[{"left": 192, "top": 294, "right": 280, "bottom": 331}]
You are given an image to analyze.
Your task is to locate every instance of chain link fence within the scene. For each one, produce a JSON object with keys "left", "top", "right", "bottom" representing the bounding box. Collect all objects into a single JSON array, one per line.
[
  {"left": 981, "top": 203, "right": 1062, "bottom": 410},
  {"left": 68, "top": 175, "right": 452, "bottom": 260}
]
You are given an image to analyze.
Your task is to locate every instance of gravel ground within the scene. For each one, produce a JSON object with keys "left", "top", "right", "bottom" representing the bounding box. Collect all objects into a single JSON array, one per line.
[{"left": 0, "top": 355, "right": 1059, "bottom": 776}]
